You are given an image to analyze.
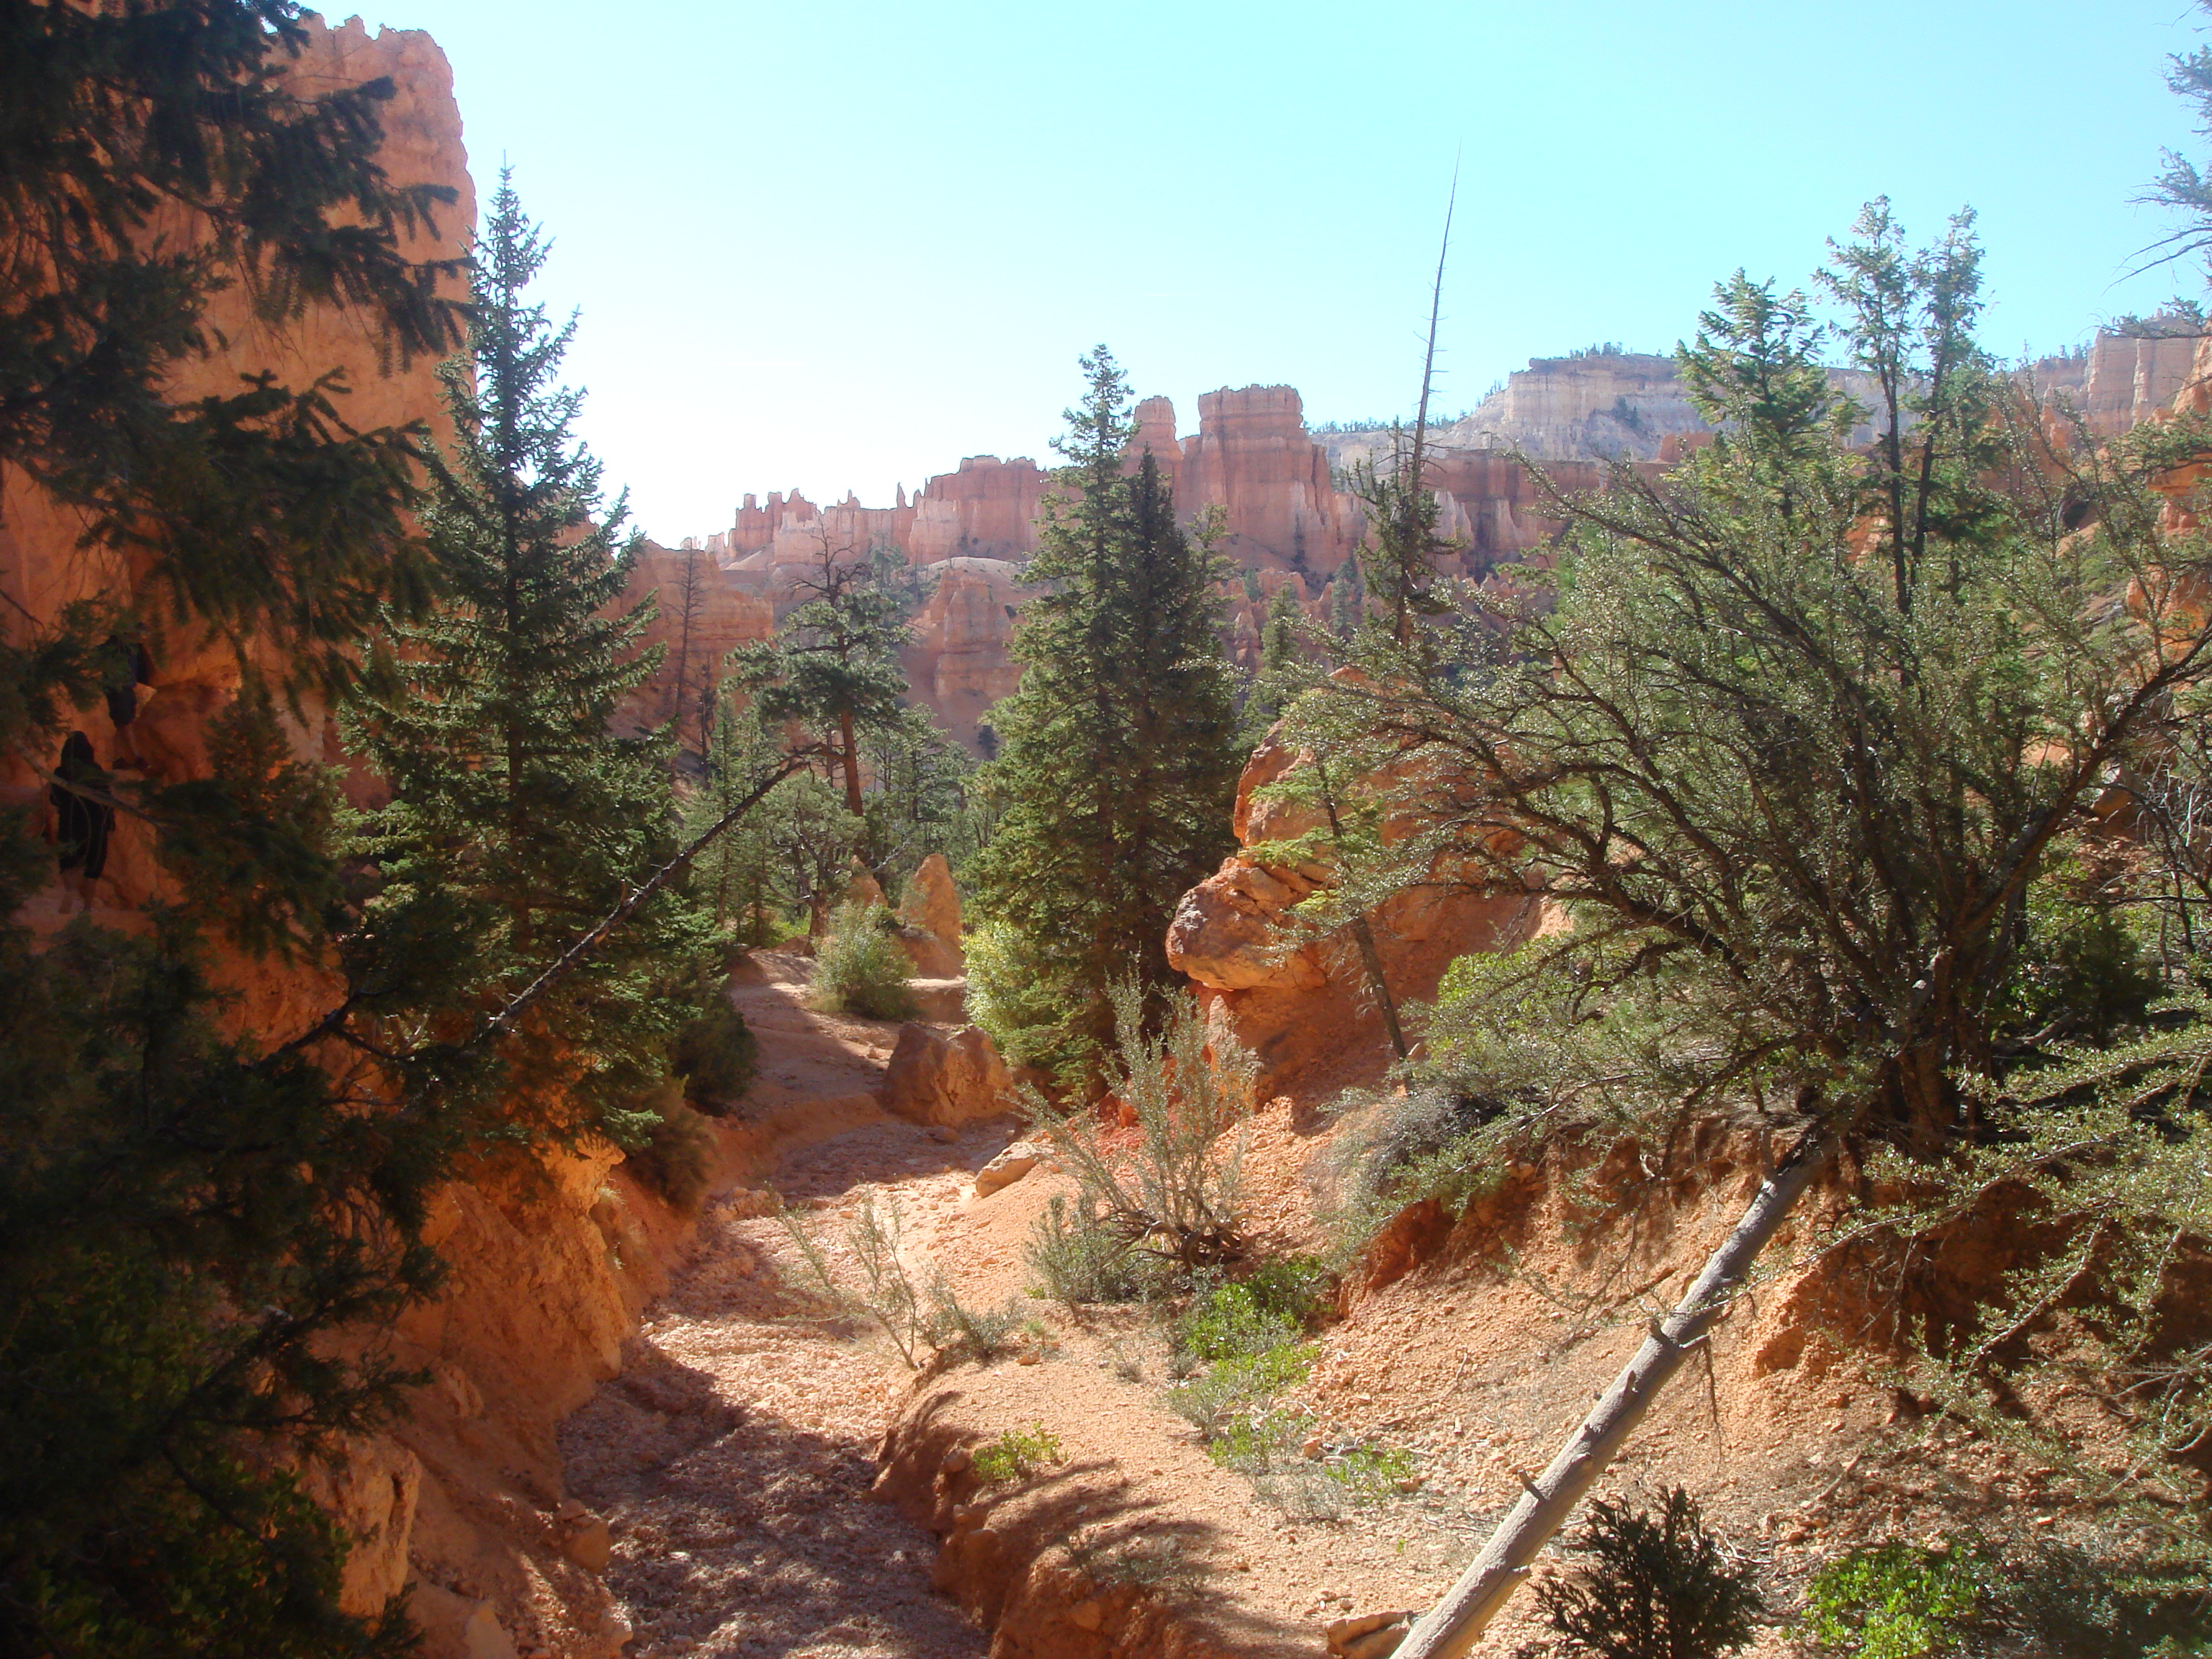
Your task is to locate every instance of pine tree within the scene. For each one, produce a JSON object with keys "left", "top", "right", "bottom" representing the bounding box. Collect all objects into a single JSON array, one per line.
[
  {"left": 346, "top": 172, "right": 708, "bottom": 1141},
  {"left": 970, "top": 347, "right": 1241, "bottom": 1069},
  {"left": 737, "top": 529, "right": 912, "bottom": 817},
  {"left": 0, "top": 10, "right": 470, "bottom": 1646},
  {"left": 1, "top": 0, "right": 466, "bottom": 706}
]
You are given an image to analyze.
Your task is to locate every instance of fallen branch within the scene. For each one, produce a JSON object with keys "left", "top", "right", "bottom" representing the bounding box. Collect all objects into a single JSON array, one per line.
[{"left": 1395, "top": 1115, "right": 1842, "bottom": 1659}]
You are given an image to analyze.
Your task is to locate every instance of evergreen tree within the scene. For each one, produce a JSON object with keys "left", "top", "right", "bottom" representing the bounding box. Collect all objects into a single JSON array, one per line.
[
  {"left": 0, "top": 9, "right": 470, "bottom": 1646},
  {"left": 345, "top": 172, "right": 708, "bottom": 1142},
  {"left": 1, "top": 0, "right": 466, "bottom": 706},
  {"left": 970, "top": 348, "right": 1241, "bottom": 1069},
  {"left": 737, "top": 530, "right": 912, "bottom": 817}
]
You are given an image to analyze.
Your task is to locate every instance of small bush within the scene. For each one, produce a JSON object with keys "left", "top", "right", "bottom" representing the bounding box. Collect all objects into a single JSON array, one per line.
[
  {"left": 811, "top": 901, "right": 917, "bottom": 1021},
  {"left": 1537, "top": 1488, "right": 1762, "bottom": 1659},
  {"left": 1990, "top": 1537, "right": 2212, "bottom": 1657},
  {"left": 1171, "top": 1262, "right": 1328, "bottom": 1366},
  {"left": 966, "top": 920, "right": 1093, "bottom": 1081},
  {"left": 1020, "top": 981, "right": 1258, "bottom": 1272},
  {"left": 778, "top": 1192, "right": 932, "bottom": 1365},
  {"left": 670, "top": 1000, "right": 756, "bottom": 1114},
  {"left": 1805, "top": 1542, "right": 1990, "bottom": 1659},
  {"left": 1025, "top": 1193, "right": 1164, "bottom": 1310},
  {"left": 927, "top": 1287, "right": 1024, "bottom": 1363},
  {"left": 972, "top": 1422, "right": 1064, "bottom": 1483},
  {"left": 625, "top": 1082, "right": 718, "bottom": 1213}
]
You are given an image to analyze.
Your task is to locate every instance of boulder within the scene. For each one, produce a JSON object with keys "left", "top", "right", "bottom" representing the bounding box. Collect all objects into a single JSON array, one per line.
[
  {"left": 974, "top": 1139, "right": 1051, "bottom": 1197},
  {"left": 880, "top": 1022, "right": 1014, "bottom": 1127},
  {"left": 1166, "top": 858, "right": 1328, "bottom": 992}
]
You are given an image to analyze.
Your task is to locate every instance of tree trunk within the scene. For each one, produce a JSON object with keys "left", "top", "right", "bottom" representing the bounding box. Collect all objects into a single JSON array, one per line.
[
  {"left": 837, "top": 709, "right": 866, "bottom": 817},
  {"left": 1394, "top": 1118, "right": 1840, "bottom": 1659}
]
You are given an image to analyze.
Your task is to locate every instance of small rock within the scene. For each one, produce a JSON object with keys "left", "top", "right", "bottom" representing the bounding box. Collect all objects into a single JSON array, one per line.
[
  {"left": 941, "top": 1447, "right": 973, "bottom": 1475},
  {"left": 927, "top": 1125, "right": 959, "bottom": 1143},
  {"left": 560, "top": 1518, "right": 613, "bottom": 1573},
  {"left": 1396, "top": 1475, "right": 1423, "bottom": 1493},
  {"left": 975, "top": 1140, "right": 1050, "bottom": 1196},
  {"left": 1067, "top": 1599, "right": 1105, "bottom": 1632},
  {"left": 1015, "top": 1349, "right": 1042, "bottom": 1365},
  {"left": 1302, "top": 1434, "right": 1325, "bottom": 1460},
  {"left": 555, "top": 1498, "right": 588, "bottom": 1523}
]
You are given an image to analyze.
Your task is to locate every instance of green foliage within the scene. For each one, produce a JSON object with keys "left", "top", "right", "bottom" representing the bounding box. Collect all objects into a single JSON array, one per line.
[
  {"left": 670, "top": 999, "right": 757, "bottom": 1113},
  {"left": 624, "top": 1081, "right": 718, "bottom": 1214},
  {"left": 926, "top": 1290, "right": 1026, "bottom": 1365},
  {"left": 2, "top": 0, "right": 464, "bottom": 706},
  {"left": 811, "top": 901, "right": 918, "bottom": 1021},
  {"left": 1805, "top": 1542, "right": 1990, "bottom": 1659},
  {"left": 1171, "top": 1262, "right": 1328, "bottom": 1366},
  {"left": 149, "top": 677, "right": 343, "bottom": 960},
  {"left": 971, "top": 1423, "right": 1066, "bottom": 1485},
  {"left": 1025, "top": 1193, "right": 1162, "bottom": 1309},
  {"left": 1020, "top": 982, "right": 1258, "bottom": 1271},
  {"left": 967, "top": 920, "right": 1090, "bottom": 1080},
  {"left": 1300, "top": 199, "right": 2212, "bottom": 1173},
  {"left": 0, "top": 922, "right": 446, "bottom": 1658},
  {"left": 1536, "top": 1488, "right": 1763, "bottom": 1659},
  {"left": 735, "top": 533, "right": 912, "bottom": 814},
  {"left": 343, "top": 173, "right": 708, "bottom": 1146},
  {"left": 969, "top": 347, "right": 1241, "bottom": 1057}
]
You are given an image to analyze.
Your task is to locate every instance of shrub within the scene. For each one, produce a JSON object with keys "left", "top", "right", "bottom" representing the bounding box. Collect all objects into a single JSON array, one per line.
[
  {"left": 1804, "top": 1541, "right": 1988, "bottom": 1659},
  {"left": 670, "top": 999, "right": 756, "bottom": 1114},
  {"left": 927, "top": 1287, "right": 1025, "bottom": 1363},
  {"left": 1020, "top": 981, "right": 1257, "bottom": 1272},
  {"left": 972, "top": 1422, "right": 1064, "bottom": 1483},
  {"left": 1172, "top": 1260, "right": 1329, "bottom": 1364},
  {"left": 1025, "top": 1193, "right": 1164, "bottom": 1309},
  {"left": 778, "top": 1191, "right": 931, "bottom": 1365},
  {"left": 966, "top": 920, "right": 1092, "bottom": 1079},
  {"left": 811, "top": 901, "right": 917, "bottom": 1021},
  {"left": 1537, "top": 1488, "right": 1762, "bottom": 1659},
  {"left": 625, "top": 1082, "right": 718, "bottom": 1213}
]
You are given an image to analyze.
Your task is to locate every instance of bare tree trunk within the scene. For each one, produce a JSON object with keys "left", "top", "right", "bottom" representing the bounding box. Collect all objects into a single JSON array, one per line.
[
  {"left": 837, "top": 709, "right": 866, "bottom": 817},
  {"left": 1395, "top": 1117, "right": 1840, "bottom": 1659}
]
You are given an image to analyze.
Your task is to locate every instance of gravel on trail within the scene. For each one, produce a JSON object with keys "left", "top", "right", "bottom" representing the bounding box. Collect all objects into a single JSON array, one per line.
[{"left": 559, "top": 958, "right": 1002, "bottom": 1659}]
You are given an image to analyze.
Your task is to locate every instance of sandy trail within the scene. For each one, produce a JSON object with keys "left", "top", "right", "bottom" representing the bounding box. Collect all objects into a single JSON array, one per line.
[{"left": 559, "top": 954, "right": 1008, "bottom": 1659}]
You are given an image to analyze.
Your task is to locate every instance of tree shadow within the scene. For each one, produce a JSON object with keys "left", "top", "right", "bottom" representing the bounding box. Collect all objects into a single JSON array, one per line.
[{"left": 561, "top": 1341, "right": 983, "bottom": 1658}]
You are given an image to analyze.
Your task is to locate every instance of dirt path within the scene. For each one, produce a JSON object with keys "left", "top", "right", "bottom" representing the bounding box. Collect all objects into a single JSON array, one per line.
[{"left": 558, "top": 953, "right": 1008, "bottom": 1659}]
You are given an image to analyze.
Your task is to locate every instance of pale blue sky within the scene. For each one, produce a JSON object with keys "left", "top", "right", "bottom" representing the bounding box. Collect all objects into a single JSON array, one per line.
[{"left": 360, "top": 0, "right": 2211, "bottom": 544}]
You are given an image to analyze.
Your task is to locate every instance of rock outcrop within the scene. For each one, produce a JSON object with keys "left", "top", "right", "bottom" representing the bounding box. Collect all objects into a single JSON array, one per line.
[
  {"left": 880, "top": 1022, "right": 1016, "bottom": 1126},
  {"left": 1169, "top": 736, "right": 1550, "bottom": 1095},
  {"left": 895, "top": 853, "right": 965, "bottom": 978}
]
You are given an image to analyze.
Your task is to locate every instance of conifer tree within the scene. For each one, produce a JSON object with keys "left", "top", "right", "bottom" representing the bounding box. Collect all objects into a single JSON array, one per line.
[
  {"left": 970, "top": 348, "right": 1241, "bottom": 1067},
  {"left": 346, "top": 172, "right": 706, "bottom": 1141},
  {"left": 737, "top": 530, "right": 912, "bottom": 817}
]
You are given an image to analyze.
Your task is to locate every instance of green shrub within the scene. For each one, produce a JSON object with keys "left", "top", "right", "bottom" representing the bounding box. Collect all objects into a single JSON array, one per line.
[
  {"left": 811, "top": 900, "right": 918, "bottom": 1021},
  {"left": 966, "top": 920, "right": 1093, "bottom": 1079},
  {"left": 625, "top": 1082, "right": 719, "bottom": 1213},
  {"left": 1025, "top": 1193, "right": 1166, "bottom": 1309},
  {"left": 972, "top": 1422, "right": 1064, "bottom": 1483},
  {"left": 927, "top": 1287, "right": 1025, "bottom": 1363},
  {"left": 1990, "top": 1538, "right": 2212, "bottom": 1657},
  {"left": 1172, "top": 1262, "right": 1329, "bottom": 1364},
  {"left": 1806, "top": 1541, "right": 1992, "bottom": 1659},
  {"left": 1020, "top": 981, "right": 1257, "bottom": 1272},
  {"left": 670, "top": 999, "right": 756, "bottom": 1113},
  {"left": 1538, "top": 1488, "right": 1762, "bottom": 1659}
]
